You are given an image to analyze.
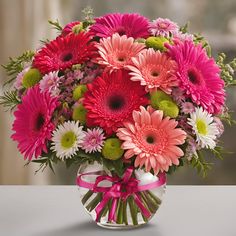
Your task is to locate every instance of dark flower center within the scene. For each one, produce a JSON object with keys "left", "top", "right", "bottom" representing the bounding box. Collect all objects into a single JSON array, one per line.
[
  {"left": 151, "top": 71, "right": 159, "bottom": 77},
  {"left": 115, "top": 27, "right": 127, "bottom": 36},
  {"left": 146, "top": 136, "right": 155, "bottom": 144},
  {"left": 35, "top": 113, "right": 45, "bottom": 131},
  {"left": 108, "top": 95, "right": 125, "bottom": 111},
  {"left": 188, "top": 69, "right": 200, "bottom": 85},
  {"left": 61, "top": 52, "right": 73, "bottom": 62}
]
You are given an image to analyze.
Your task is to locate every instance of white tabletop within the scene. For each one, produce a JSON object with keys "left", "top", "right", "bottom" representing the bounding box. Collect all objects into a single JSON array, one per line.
[{"left": 0, "top": 186, "right": 235, "bottom": 236}]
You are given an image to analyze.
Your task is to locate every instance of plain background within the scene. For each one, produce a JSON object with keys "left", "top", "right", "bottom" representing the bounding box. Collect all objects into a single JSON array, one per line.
[{"left": 0, "top": 0, "right": 236, "bottom": 185}]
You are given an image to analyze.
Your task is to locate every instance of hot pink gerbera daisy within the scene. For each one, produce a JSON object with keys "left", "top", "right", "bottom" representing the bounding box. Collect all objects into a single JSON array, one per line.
[
  {"left": 62, "top": 21, "right": 81, "bottom": 36},
  {"left": 33, "top": 32, "right": 96, "bottom": 74},
  {"left": 127, "top": 48, "right": 178, "bottom": 93},
  {"left": 96, "top": 33, "right": 145, "bottom": 72},
  {"left": 117, "top": 106, "right": 186, "bottom": 174},
  {"left": 90, "top": 13, "right": 150, "bottom": 39},
  {"left": 11, "top": 86, "right": 59, "bottom": 160},
  {"left": 149, "top": 18, "right": 179, "bottom": 37},
  {"left": 83, "top": 70, "right": 149, "bottom": 135},
  {"left": 166, "top": 40, "right": 225, "bottom": 114},
  {"left": 81, "top": 128, "right": 105, "bottom": 153}
]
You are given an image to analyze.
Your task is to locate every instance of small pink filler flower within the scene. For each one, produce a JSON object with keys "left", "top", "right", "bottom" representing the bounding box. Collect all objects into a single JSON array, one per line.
[
  {"left": 81, "top": 128, "right": 105, "bottom": 153},
  {"left": 149, "top": 18, "right": 179, "bottom": 37},
  {"left": 117, "top": 106, "right": 187, "bottom": 174}
]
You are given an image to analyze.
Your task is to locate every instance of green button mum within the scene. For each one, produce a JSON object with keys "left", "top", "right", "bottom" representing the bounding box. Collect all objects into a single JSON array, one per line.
[
  {"left": 102, "top": 138, "right": 124, "bottom": 160},
  {"left": 22, "top": 68, "right": 42, "bottom": 88}
]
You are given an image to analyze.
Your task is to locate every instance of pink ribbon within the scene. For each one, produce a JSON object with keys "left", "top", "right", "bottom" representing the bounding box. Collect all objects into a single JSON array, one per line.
[{"left": 76, "top": 167, "right": 166, "bottom": 222}]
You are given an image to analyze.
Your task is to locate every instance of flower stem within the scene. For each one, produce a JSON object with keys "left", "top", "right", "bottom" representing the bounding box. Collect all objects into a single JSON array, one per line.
[
  {"left": 81, "top": 190, "right": 93, "bottom": 205},
  {"left": 140, "top": 191, "right": 158, "bottom": 214},
  {"left": 116, "top": 199, "right": 124, "bottom": 224},
  {"left": 123, "top": 200, "right": 128, "bottom": 225},
  {"left": 86, "top": 192, "right": 103, "bottom": 212},
  {"left": 128, "top": 196, "right": 138, "bottom": 225},
  {"left": 147, "top": 190, "right": 162, "bottom": 205}
]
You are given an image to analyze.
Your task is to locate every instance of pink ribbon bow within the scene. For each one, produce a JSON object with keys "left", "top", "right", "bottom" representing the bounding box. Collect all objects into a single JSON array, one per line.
[{"left": 76, "top": 167, "right": 166, "bottom": 222}]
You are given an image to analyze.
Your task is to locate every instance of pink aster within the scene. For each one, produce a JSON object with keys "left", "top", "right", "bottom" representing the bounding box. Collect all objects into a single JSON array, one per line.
[
  {"left": 14, "top": 66, "right": 30, "bottom": 89},
  {"left": 166, "top": 40, "right": 225, "bottom": 114},
  {"left": 96, "top": 33, "right": 145, "bottom": 72},
  {"left": 39, "top": 71, "right": 61, "bottom": 97},
  {"left": 81, "top": 128, "right": 105, "bottom": 153},
  {"left": 149, "top": 18, "right": 179, "bottom": 37},
  {"left": 181, "top": 102, "right": 195, "bottom": 114},
  {"left": 11, "top": 86, "right": 59, "bottom": 160},
  {"left": 117, "top": 106, "right": 187, "bottom": 174},
  {"left": 127, "top": 48, "right": 178, "bottom": 93},
  {"left": 90, "top": 13, "right": 150, "bottom": 39}
]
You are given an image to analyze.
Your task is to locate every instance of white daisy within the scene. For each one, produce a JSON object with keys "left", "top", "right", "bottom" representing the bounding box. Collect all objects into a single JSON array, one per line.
[
  {"left": 187, "top": 107, "right": 219, "bottom": 149},
  {"left": 51, "top": 121, "right": 85, "bottom": 160}
]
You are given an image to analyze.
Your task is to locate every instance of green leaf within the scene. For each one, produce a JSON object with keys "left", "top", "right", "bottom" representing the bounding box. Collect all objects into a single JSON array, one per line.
[
  {"left": 180, "top": 22, "right": 190, "bottom": 34},
  {"left": 48, "top": 19, "right": 63, "bottom": 31},
  {"left": 0, "top": 90, "right": 20, "bottom": 111},
  {"left": 102, "top": 158, "right": 124, "bottom": 177},
  {"left": 190, "top": 151, "right": 212, "bottom": 178},
  {"left": 2, "top": 51, "right": 35, "bottom": 86}
]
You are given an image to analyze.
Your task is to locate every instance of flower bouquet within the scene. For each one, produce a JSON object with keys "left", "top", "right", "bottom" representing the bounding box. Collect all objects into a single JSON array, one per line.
[{"left": 1, "top": 8, "right": 236, "bottom": 229}]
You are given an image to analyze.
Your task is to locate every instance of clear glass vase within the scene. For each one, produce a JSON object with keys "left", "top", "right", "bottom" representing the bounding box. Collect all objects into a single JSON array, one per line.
[{"left": 77, "top": 161, "right": 166, "bottom": 229}]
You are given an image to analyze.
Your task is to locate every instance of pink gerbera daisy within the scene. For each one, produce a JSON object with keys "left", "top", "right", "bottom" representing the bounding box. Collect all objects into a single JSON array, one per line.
[
  {"left": 11, "top": 86, "right": 59, "bottom": 160},
  {"left": 96, "top": 33, "right": 145, "bottom": 72},
  {"left": 90, "top": 13, "right": 150, "bottom": 39},
  {"left": 117, "top": 106, "right": 186, "bottom": 174},
  {"left": 166, "top": 40, "right": 225, "bottom": 114},
  {"left": 83, "top": 70, "right": 149, "bottom": 135},
  {"left": 149, "top": 18, "right": 179, "bottom": 37},
  {"left": 81, "top": 128, "right": 105, "bottom": 153},
  {"left": 33, "top": 32, "right": 96, "bottom": 74},
  {"left": 127, "top": 48, "right": 178, "bottom": 93}
]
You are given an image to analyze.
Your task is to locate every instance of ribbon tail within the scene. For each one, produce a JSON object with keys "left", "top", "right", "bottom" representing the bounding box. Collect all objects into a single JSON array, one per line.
[
  {"left": 108, "top": 198, "right": 118, "bottom": 222},
  {"left": 133, "top": 193, "right": 151, "bottom": 219},
  {"left": 95, "top": 194, "right": 110, "bottom": 222}
]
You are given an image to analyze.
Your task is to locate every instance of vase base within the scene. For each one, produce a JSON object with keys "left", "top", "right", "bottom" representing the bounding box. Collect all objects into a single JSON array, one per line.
[{"left": 97, "top": 222, "right": 146, "bottom": 230}]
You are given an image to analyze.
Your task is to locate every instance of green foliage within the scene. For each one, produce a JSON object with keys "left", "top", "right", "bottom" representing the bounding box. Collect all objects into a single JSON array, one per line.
[
  {"left": 193, "top": 33, "right": 212, "bottom": 56},
  {"left": 219, "top": 110, "right": 236, "bottom": 126},
  {"left": 102, "top": 158, "right": 124, "bottom": 177},
  {"left": 82, "top": 6, "right": 95, "bottom": 28},
  {"left": 2, "top": 51, "right": 35, "bottom": 86},
  {"left": 216, "top": 53, "right": 236, "bottom": 87},
  {"left": 209, "top": 145, "right": 232, "bottom": 160},
  {"left": 167, "top": 158, "right": 184, "bottom": 175},
  {"left": 31, "top": 153, "right": 58, "bottom": 174},
  {"left": 0, "top": 90, "right": 20, "bottom": 111},
  {"left": 179, "top": 22, "right": 189, "bottom": 34},
  {"left": 48, "top": 19, "right": 63, "bottom": 32},
  {"left": 190, "top": 151, "right": 212, "bottom": 178}
]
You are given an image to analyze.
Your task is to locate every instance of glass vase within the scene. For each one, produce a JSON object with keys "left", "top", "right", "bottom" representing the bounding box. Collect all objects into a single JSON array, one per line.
[{"left": 77, "top": 161, "right": 166, "bottom": 229}]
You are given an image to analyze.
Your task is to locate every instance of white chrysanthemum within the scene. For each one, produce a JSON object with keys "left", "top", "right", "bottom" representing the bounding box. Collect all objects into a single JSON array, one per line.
[
  {"left": 187, "top": 107, "right": 219, "bottom": 149},
  {"left": 51, "top": 121, "right": 85, "bottom": 160}
]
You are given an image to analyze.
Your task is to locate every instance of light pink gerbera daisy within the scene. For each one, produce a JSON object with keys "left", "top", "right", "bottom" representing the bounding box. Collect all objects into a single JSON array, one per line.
[
  {"left": 149, "top": 18, "right": 179, "bottom": 37},
  {"left": 96, "top": 33, "right": 145, "bottom": 72},
  {"left": 90, "top": 13, "right": 150, "bottom": 39},
  {"left": 166, "top": 40, "right": 225, "bottom": 114},
  {"left": 39, "top": 71, "right": 61, "bottom": 96},
  {"left": 127, "top": 48, "right": 178, "bottom": 93},
  {"left": 117, "top": 106, "right": 186, "bottom": 174},
  {"left": 11, "top": 86, "right": 59, "bottom": 160},
  {"left": 81, "top": 128, "right": 105, "bottom": 153}
]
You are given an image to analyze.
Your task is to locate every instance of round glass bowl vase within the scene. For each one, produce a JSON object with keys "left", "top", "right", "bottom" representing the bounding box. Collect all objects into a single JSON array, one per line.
[{"left": 77, "top": 161, "right": 166, "bottom": 229}]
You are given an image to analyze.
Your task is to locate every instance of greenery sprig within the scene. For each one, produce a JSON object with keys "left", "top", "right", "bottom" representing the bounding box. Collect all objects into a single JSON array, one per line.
[
  {"left": 2, "top": 50, "right": 35, "bottom": 86},
  {"left": 48, "top": 19, "right": 63, "bottom": 32},
  {"left": 0, "top": 90, "right": 20, "bottom": 111}
]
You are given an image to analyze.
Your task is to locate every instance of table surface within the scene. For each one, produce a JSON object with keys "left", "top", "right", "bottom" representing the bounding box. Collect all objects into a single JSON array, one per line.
[{"left": 0, "top": 186, "right": 235, "bottom": 236}]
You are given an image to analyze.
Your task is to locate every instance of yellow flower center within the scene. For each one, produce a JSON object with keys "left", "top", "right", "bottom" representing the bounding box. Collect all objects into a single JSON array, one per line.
[
  {"left": 196, "top": 119, "right": 207, "bottom": 135},
  {"left": 61, "top": 131, "right": 77, "bottom": 149}
]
